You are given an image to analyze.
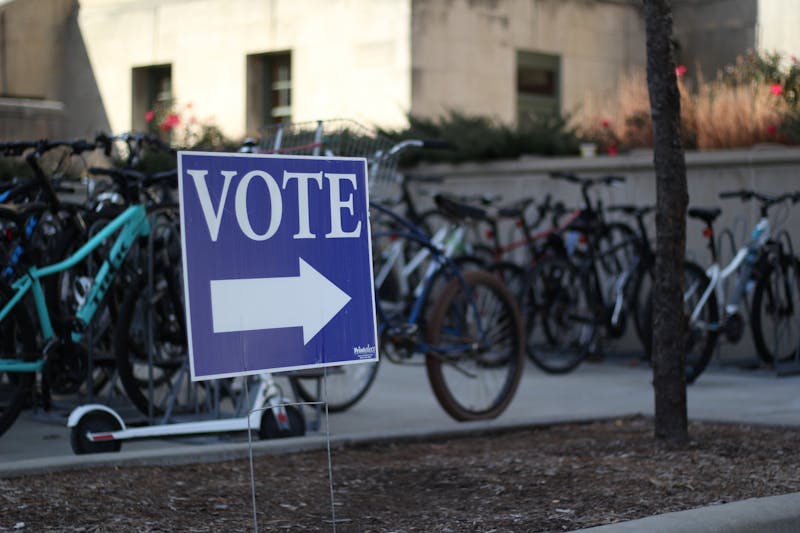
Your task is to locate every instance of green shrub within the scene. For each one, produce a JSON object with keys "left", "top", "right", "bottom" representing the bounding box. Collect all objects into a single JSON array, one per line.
[{"left": 381, "top": 111, "right": 581, "bottom": 165}]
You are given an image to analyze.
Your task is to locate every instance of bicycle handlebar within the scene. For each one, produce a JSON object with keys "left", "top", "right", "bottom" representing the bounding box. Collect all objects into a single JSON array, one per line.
[
  {"left": 89, "top": 167, "right": 177, "bottom": 188},
  {"left": 420, "top": 139, "right": 453, "bottom": 150},
  {"left": 550, "top": 171, "right": 626, "bottom": 212},
  {"left": 1, "top": 139, "right": 98, "bottom": 157},
  {"left": 549, "top": 171, "right": 626, "bottom": 188},
  {"left": 549, "top": 171, "right": 582, "bottom": 184},
  {"left": 387, "top": 138, "right": 453, "bottom": 156},
  {"left": 0, "top": 141, "right": 38, "bottom": 157},
  {"left": 719, "top": 189, "right": 800, "bottom": 206},
  {"left": 719, "top": 189, "right": 750, "bottom": 200}
]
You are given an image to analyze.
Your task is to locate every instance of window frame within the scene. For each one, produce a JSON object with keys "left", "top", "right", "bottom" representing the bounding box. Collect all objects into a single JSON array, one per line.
[
  {"left": 246, "top": 51, "right": 292, "bottom": 134},
  {"left": 131, "top": 64, "right": 172, "bottom": 132},
  {"left": 516, "top": 51, "right": 560, "bottom": 124}
]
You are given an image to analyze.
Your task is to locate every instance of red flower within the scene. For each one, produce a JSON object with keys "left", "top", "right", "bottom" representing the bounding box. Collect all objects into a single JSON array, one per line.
[
  {"left": 159, "top": 113, "right": 181, "bottom": 131},
  {"left": 145, "top": 110, "right": 155, "bottom": 123},
  {"left": 675, "top": 65, "right": 687, "bottom": 78},
  {"left": 601, "top": 119, "right": 610, "bottom": 129},
  {"left": 608, "top": 145, "right": 618, "bottom": 156},
  {"left": 767, "top": 124, "right": 778, "bottom": 136},
  {"left": 770, "top": 83, "right": 783, "bottom": 96}
]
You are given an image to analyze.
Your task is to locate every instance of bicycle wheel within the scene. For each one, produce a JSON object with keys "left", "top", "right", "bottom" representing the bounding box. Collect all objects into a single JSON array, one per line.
[
  {"left": 595, "top": 222, "right": 639, "bottom": 339},
  {"left": 425, "top": 270, "right": 524, "bottom": 421},
  {"left": 683, "top": 261, "right": 720, "bottom": 383},
  {"left": 645, "top": 261, "right": 719, "bottom": 383},
  {"left": 114, "top": 267, "right": 189, "bottom": 417},
  {"left": 114, "top": 206, "right": 190, "bottom": 417},
  {"left": 751, "top": 254, "right": 800, "bottom": 364},
  {"left": 0, "top": 283, "right": 36, "bottom": 437},
  {"left": 45, "top": 220, "right": 120, "bottom": 397},
  {"left": 524, "top": 255, "right": 598, "bottom": 374},
  {"left": 487, "top": 260, "right": 530, "bottom": 334},
  {"left": 423, "top": 254, "right": 485, "bottom": 316},
  {"left": 290, "top": 361, "right": 379, "bottom": 412},
  {"left": 487, "top": 261, "right": 527, "bottom": 301},
  {"left": 629, "top": 262, "right": 655, "bottom": 359}
]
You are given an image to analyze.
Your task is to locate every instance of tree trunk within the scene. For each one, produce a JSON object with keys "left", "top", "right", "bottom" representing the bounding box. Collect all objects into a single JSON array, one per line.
[{"left": 643, "top": 0, "right": 689, "bottom": 443}]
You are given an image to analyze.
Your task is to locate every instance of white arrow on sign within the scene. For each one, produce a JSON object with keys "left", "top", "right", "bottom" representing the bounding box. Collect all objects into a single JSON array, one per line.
[{"left": 209, "top": 258, "right": 351, "bottom": 344}]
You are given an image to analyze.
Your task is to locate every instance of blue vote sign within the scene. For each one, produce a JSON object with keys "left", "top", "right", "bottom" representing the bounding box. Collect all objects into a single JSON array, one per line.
[{"left": 178, "top": 151, "right": 378, "bottom": 380}]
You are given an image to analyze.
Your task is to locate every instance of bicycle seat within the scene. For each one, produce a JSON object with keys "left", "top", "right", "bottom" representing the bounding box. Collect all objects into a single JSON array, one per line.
[
  {"left": 687, "top": 207, "right": 722, "bottom": 225},
  {"left": 497, "top": 198, "right": 534, "bottom": 219}
]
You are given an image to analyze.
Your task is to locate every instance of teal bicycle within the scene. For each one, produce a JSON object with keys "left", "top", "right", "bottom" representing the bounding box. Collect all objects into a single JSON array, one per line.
[{"left": 0, "top": 171, "right": 152, "bottom": 437}]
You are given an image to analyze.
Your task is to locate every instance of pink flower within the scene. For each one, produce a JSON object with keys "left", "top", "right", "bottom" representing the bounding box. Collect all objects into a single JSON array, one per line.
[
  {"left": 675, "top": 65, "right": 687, "bottom": 78},
  {"left": 159, "top": 113, "right": 181, "bottom": 131},
  {"left": 770, "top": 83, "right": 783, "bottom": 96},
  {"left": 145, "top": 110, "right": 155, "bottom": 123}
]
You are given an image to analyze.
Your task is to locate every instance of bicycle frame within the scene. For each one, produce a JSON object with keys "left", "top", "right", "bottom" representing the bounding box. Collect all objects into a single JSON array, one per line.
[
  {"left": 373, "top": 223, "right": 454, "bottom": 309},
  {"left": 690, "top": 217, "right": 770, "bottom": 329},
  {"left": 371, "top": 203, "right": 487, "bottom": 358},
  {"left": 0, "top": 204, "right": 150, "bottom": 372}
]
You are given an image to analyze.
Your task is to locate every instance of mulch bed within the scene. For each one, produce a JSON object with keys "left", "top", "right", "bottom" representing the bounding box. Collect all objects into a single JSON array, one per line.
[{"left": 2, "top": 416, "right": 800, "bottom": 531}]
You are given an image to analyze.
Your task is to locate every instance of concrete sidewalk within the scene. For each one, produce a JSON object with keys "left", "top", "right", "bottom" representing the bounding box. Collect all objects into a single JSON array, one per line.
[{"left": 2, "top": 357, "right": 800, "bottom": 531}]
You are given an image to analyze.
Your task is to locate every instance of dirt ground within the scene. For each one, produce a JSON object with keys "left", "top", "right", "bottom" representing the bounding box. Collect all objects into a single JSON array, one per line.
[{"left": 2, "top": 416, "right": 800, "bottom": 532}]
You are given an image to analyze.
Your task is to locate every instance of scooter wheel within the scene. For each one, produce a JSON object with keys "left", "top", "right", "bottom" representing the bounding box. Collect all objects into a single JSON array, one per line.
[
  {"left": 70, "top": 411, "right": 122, "bottom": 454},
  {"left": 259, "top": 405, "right": 306, "bottom": 439}
]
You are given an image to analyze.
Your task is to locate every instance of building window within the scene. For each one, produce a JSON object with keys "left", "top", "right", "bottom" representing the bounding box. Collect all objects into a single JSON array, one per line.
[
  {"left": 132, "top": 64, "right": 172, "bottom": 132},
  {"left": 516, "top": 51, "right": 560, "bottom": 125},
  {"left": 246, "top": 52, "right": 292, "bottom": 133}
]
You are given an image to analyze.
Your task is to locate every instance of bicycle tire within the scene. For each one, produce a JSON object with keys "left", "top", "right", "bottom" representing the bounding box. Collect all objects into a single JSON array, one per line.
[
  {"left": 45, "top": 221, "right": 120, "bottom": 397},
  {"left": 114, "top": 267, "right": 187, "bottom": 417},
  {"left": 0, "top": 282, "right": 36, "bottom": 437},
  {"left": 114, "top": 206, "right": 188, "bottom": 417},
  {"left": 524, "top": 254, "right": 598, "bottom": 374},
  {"left": 629, "top": 263, "right": 655, "bottom": 359},
  {"left": 290, "top": 361, "right": 380, "bottom": 412},
  {"left": 422, "top": 254, "right": 485, "bottom": 318},
  {"left": 644, "top": 260, "right": 719, "bottom": 383},
  {"left": 594, "top": 221, "right": 639, "bottom": 339},
  {"left": 486, "top": 260, "right": 530, "bottom": 331},
  {"left": 683, "top": 261, "right": 720, "bottom": 383},
  {"left": 425, "top": 269, "right": 524, "bottom": 421},
  {"left": 751, "top": 254, "right": 800, "bottom": 364}
]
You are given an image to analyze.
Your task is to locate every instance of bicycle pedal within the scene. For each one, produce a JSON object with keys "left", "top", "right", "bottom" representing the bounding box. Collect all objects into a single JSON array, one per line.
[{"left": 387, "top": 324, "right": 418, "bottom": 339}]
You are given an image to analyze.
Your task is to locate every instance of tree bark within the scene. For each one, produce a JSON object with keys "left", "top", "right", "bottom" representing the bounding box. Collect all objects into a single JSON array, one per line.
[{"left": 643, "top": 0, "right": 689, "bottom": 443}]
